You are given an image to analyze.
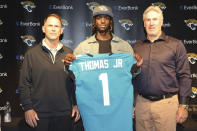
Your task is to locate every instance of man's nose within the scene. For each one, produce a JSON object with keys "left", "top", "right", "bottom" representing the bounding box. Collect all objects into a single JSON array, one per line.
[
  {"left": 150, "top": 20, "right": 154, "bottom": 25},
  {"left": 51, "top": 26, "right": 56, "bottom": 30},
  {"left": 101, "top": 17, "right": 106, "bottom": 23}
]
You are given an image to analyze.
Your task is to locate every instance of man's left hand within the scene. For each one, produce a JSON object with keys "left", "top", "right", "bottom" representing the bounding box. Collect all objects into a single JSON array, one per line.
[
  {"left": 176, "top": 105, "right": 188, "bottom": 123},
  {"left": 134, "top": 53, "right": 143, "bottom": 67},
  {"left": 72, "top": 105, "right": 80, "bottom": 122}
]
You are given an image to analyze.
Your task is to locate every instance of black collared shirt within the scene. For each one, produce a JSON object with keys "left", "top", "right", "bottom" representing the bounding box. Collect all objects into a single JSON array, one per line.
[{"left": 133, "top": 33, "right": 192, "bottom": 104}]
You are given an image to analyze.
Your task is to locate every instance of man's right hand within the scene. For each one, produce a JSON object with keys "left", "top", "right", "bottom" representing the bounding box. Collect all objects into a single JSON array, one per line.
[
  {"left": 64, "top": 53, "right": 76, "bottom": 66},
  {"left": 25, "top": 109, "right": 39, "bottom": 128}
]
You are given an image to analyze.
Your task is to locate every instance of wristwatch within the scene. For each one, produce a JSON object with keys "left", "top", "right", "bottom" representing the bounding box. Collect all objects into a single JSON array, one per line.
[{"left": 180, "top": 104, "right": 189, "bottom": 110}]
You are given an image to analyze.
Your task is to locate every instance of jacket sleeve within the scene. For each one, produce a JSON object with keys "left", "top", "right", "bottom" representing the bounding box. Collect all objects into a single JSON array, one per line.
[
  {"left": 176, "top": 41, "right": 192, "bottom": 104},
  {"left": 18, "top": 52, "right": 33, "bottom": 111}
]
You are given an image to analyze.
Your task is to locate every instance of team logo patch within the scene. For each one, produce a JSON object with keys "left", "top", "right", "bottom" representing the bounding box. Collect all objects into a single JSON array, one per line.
[
  {"left": 185, "top": 19, "right": 197, "bottom": 30},
  {"left": 21, "top": 1, "right": 36, "bottom": 12},
  {"left": 61, "top": 19, "right": 69, "bottom": 28},
  {"left": 0, "top": 87, "right": 2, "bottom": 93},
  {"left": 187, "top": 53, "right": 197, "bottom": 64},
  {"left": 0, "top": 19, "right": 3, "bottom": 26},
  {"left": 152, "top": 2, "right": 166, "bottom": 10},
  {"left": 0, "top": 53, "right": 3, "bottom": 59},
  {"left": 21, "top": 35, "right": 36, "bottom": 46},
  {"left": 86, "top": 2, "right": 100, "bottom": 11},
  {"left": 191, "top": 87, "right": 197, "bottom": 98},
  {"left": 119, "top": 19, "right": 133, "bottom": 30}
]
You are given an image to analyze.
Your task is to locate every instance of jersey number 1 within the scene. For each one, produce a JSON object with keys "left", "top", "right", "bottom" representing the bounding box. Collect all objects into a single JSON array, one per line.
[{"left": 99, "top": 73, "right": 110, "bottom": 106}]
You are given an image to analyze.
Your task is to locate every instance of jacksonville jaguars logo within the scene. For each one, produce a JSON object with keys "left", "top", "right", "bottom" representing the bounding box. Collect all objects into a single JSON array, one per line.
[
  {"left": 0, "top": 53, "right": 3, "bottom": 59},
  {"left": 152, "top": 2, "right": 166, "bottom": 10},
  {"left": 191, "top": 87, "right": 197, "bottom": 98},
  {"left": 0, "top": 19, "right": 3, "bottom": 26},
  {"left": 0, "top": 87, "right": 2, "bottom": 94},
  {"left": 86, "top": 2, "right": 100, "bottom": 11},
  {"left": 119, "top": 19, "right": 133, "bottom": 30},
  {"left": 21, "top": 1, "right": 36, "bottom": 12},
  {"left": 98, "top": 6, "right": 108, "bottom": 11},
  {"left": 184, "top": 19, "right": 197, "bottom": 30},
  {"left": 187, "top": 53, "right": 197, "bottom": 64},
  {"left": 61, "top": 19, "right": 69, "bottom": 29},
  {"left": 21, "top": 35, "right": 36, "bottom": 46}
]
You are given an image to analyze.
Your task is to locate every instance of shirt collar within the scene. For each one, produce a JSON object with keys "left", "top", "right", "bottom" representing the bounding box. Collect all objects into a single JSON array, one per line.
[
  {"left": 143, "top": 32, "right": 166, "bottom": 43},
  {"left": 42, "top": 39, "right": 63, "bottom": 51},
  {"left": 88, "top": 33, "right": 120, "bottom": 44}
]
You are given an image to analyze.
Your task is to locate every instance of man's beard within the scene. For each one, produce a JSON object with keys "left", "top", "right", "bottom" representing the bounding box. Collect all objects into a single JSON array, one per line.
[{"left": 97, "top": 26, "right": 111, "bottom": 33}]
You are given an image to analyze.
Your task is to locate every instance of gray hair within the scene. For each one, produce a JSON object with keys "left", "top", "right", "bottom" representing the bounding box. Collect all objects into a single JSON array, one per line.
[{"left": 143, "top": 6, "right": 163, "bottom": 21}]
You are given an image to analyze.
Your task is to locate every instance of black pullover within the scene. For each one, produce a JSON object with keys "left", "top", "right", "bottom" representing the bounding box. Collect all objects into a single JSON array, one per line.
[{"left": 19, "top": 43, "right": 75, "bottom": 118}]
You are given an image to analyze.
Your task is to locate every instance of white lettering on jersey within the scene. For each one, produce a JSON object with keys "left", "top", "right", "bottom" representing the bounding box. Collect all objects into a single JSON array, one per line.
[
  {"left": 79, "top": 59, "right": 109, "bottom": 71},
  {"left": 113, "top": 59, "right": 123, "bottom": 68},
  {"left": 79, "top": 59, "right": 123, "bottom": 71}
]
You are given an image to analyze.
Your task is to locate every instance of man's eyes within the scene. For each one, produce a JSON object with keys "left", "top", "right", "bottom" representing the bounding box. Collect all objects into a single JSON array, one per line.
[{"left": 47, "top": 25, "right": 60, "bottom": 28}]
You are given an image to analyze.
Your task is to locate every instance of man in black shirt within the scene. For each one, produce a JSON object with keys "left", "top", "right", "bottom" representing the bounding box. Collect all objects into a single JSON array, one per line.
[{"left": 133, "top": 6, "right": 191, "bottom": 131}]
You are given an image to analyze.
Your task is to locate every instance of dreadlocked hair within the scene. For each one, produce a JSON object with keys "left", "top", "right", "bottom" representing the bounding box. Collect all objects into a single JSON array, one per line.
[{"left": 92, "top": 16, "right": 114, "bottom": 35}]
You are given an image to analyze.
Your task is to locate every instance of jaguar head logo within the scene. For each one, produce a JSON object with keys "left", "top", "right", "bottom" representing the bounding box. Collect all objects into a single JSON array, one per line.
[
  {"left": 21, "top": 35, "right": 36, "bottom": 46},
  {"left": 185, "top": 19, "right": 197, "bottom": 30},
  {"left": 61, "top": 19, "right": 69, "bottom": 29},
  {"left": 0, "top": 19, "right": 3, "bottom": 26},
  {"left": 152, "top": 2, "right": 166, "bottom": 10},
  {"left": 119, "top": 19, "right": 133, "bottom": 30},
  {"left": 187, "top": 53, "right": 197, "bottom": 64},
  {"left": 0, "top": 53, "right": 3, "bottom": 59},
  {"left": 21, "top": 1, "right": 36, "bottom": 12},
  {"left": 191, "top": 87, "right": 197, "bottom": 98},
  {"left": 0, "top": 87, "right": 2, "bottom": 94},
  {"left": 86, "top": 2, "right": 100, "bottom": 11}
]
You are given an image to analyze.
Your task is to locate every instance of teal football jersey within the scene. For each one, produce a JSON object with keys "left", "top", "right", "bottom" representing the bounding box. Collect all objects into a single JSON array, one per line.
[{"left": 69, "top": 53, "right": 136, "bottom": 131}]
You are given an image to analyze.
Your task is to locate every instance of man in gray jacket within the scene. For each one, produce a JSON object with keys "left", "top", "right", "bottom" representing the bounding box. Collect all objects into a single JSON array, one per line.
[{"left": 65, "top": 5, "right": 142, "bottom": 69}]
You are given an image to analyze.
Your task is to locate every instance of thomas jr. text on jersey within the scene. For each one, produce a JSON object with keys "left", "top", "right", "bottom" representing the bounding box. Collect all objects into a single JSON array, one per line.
[{"left": 79, "top": 59, "right": 123, "bottom": 71}]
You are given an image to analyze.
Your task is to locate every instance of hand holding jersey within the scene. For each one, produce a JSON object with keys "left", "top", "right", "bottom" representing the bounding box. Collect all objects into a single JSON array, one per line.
[
  {"left": 64, "top": 53, "right": 76, "bottom": 66},
  {"left": 64, "top": 53, "right": 143, "bottom": 67},
  {"left": 69, "top": 53, "right": 136, "bottom": 131},
  {"left": 64, "top": 5, "right": 142, "bottom": 131}
]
